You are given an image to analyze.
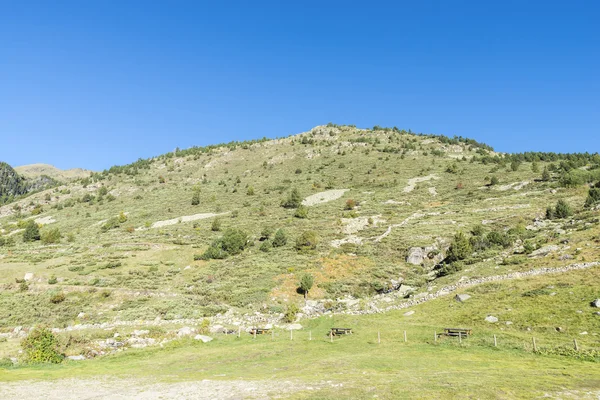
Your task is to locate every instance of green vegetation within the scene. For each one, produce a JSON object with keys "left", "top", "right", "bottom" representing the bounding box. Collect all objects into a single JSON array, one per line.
[
  {"left": 20, "top": 327, "right": 63, "bottom": 364},
  {"left": 22, "top": 221, "right": 41, "bottom": 242}
]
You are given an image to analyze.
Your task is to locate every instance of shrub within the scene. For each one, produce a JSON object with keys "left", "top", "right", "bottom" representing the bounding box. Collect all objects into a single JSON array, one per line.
[
  {"left": 20, "top": 327, "right": 63, "bottom": 364},
  {"left": 191, "top": 190, "right": 200, "bottom": 205},
  {"left": 541, "top": 167, "right": 551, "bottom": 181},
  {"left": 446, "top": 163, "right": 458, "bottom": 174},
  {"left": 345, "top": 199, "right": 356, "bottom": 210},
  {"left": 201, "top": 229, "right": 248, "bottom": 260},
  {"left": 445, "top": 232, "right": 472, "bottom": 263},
  {"left": 259, "top": 240, "right": 271, "bottom": 252},
  {"left": 283, "top": 304, "right": 299, "bottom": 323},
  {"left": 50, "top": 292, "right": 66, "bottom": 304},
  {"left": 19, "top": 281, "right": 29, "bottom": 292},
  {"left": 554, "top": 199, "right": 572, "bottom": 219},
  {"left": 435, "top": 261, "right": 463, "bottom": 277},
  {"left": 295, "top": 231, "right": 319, "bottom": 252},
  {"left": 545, "top": 206, "right": 556, "bottom": 220},
  {"left": 260, "top": 227, "right": 274, "bottom": 241},
  {"left": 158, "top": 176, "right": 166, "bottom": 184},
  {"left": 31, "top": 205, "right": 43, "bottom": 215},
  {"left": 246, "top": 186, "right": 255, "bottom": 195},
  {"left": 118, "top": 211, "right": 128, "bottom": 223},
  {"left": 48, "top": 275, "right": 57, "bottom": 285},
  {"left": 101, "top": 217, "right": 121, "bottom": 232},
  {"left": 510, "top": 160, "right": 521, "bottom": 171},
  {"left": 41, "top": 228, "right": 61, "bottom": 244},
  {"left": 294, "top": 205, "right": 309, "bottom": 219},
  {"left": 23, "top": 220, "right": 41, "bottom": 242},
  {"left": 490, "top": 176, "right": 499, "bottom": 186},
  {"left": 211, "top": 218, "right": 221, "bottom": 232},
  {"left": 584, "top": 186, "right": 600, "bottom": 208},
  {"left": 486, "top": 231, "right": 512, "bottom": 248},
  {"left": 281, "top": 188, "right": 302, "bottom": 209},
  {"left": 272, "top": 229, "right": 287, "bottom": 247},
  {"left": 0, "top": 236, "right": 15, "bottom": 247}
]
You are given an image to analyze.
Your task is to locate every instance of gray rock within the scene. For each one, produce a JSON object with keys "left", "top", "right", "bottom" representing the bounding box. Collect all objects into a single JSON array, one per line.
[
  {"left": 288, "top": 323, "right": 303, "bottom": 330},
  {"left": 529, "top": 245, "right": 560, "bottom": 257},
  {"left": 132, "top": 330, "right": 149, "bottom": 337},
  {"left": 209, "top": 325, "right": 224, "bottom": 334},
  {"left": 406, "top": 247, "right": 426, "bottom": 265},
  {"left": 194, "top": 335, "right": 213, "bottom": 343},
  {"left": 67, "top": 355, "right": 86, "bottom": 361},
  {"left": 177, "top": 326, "right": 195, "bottom": 337},
  {"left": 23, "top": 273, "right": 34, "bottom": 281},
  {"left": 485, "top": 315, "right": 498, "bottom": 323},
  {"left": 403, "top": 310, "right": 415, "bottom": 316},
  {"left": 455, "top": 294, "right": 471, "bottom": 303},
  {"left": 591, "top": 299, "right": 600, "bottom": 308}
]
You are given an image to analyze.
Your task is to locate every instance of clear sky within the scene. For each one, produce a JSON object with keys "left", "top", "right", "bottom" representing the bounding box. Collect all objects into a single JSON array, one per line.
[{"left": 1, "top": 1, "right": 598, "bottom": 171}]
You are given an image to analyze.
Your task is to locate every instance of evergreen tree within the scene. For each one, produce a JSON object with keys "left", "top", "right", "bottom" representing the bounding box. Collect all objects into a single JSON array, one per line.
[
  {"left": 281, "top": 188, "right": 302, "bottom": 209},
  {"left": 272, "top": 229, "right": 287, "bottom": 247},
  {"left": 554, "top": 199, "right": 572, "bottom": 219},
  {"left": 299, "top": 273, "right": 314, "bottom": 299},
  {"left": 445, "top": 232, "right": 472, "bottom": 263},
  {"left": 541, "top": 167, "right": 550, "bottom": 182}
]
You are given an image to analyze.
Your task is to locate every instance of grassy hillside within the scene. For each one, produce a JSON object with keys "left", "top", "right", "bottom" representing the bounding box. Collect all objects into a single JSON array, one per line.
[
  {"left": 15, "top": 163, "right": 91, "bottom": 181},
  {"left": 0, "top": 124, "right": 599, "bottom": 391}
]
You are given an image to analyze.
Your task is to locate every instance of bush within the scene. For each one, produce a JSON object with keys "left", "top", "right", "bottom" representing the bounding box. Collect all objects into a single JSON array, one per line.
[
  {"left": 23, "top": 220, "right": 41, "bottom": 242},
  {"left": 584, "top": 186, "right": 600, "bottom": 208},
  {"left": 283, "top": 304, "right": 299, "bottom": 323},
  {"left": 259, "top": 240, "right": 271, "bottom": 252},
  {"left": 272, "top": 229, "right": 287, "bottom": 247},
  {"left": 541, "top": 167, "right": 551, "bottom": 181},
  {"left": 201, "top": 229, "right": 248, "bottom": 260},
  {"left": 20, "top": 327, "right": 63, "bottom": 364},
  {"left": 489, "top": 176, "right": 499, "bottom": 186},
  {"left": 345, "top": 199, "right": 356, "bottom": 210},
  {"left": 41, "top": 228, "right": 61, "bottom": 244},
  {"left": 211, "top": 218, "right": 221, "bottom": 232},
  {"left": 446, "top": 163, "right": 458, "bottom": 174},
  {"left": 48, "top": 275, "right": 57, "bottom": 285},
  {"left": 555, "top": 199, "right": 572, "bottom": 219},
  {"left": 445, "top": 232, "right": 472, "bottom": 263},
  {"left": 191, "top": 190, "right": 200, "bottom": 205},
  {"left": 486, "top": 231, "right": 512, "bottom": 248},
  {"left": 294, "top": 205, "right": 309, "bottom": 219},
  {"left": 260, "top": 227, "right": 273, "bottom": 241},
  {"left": 295, "top": 231, "right": 319, "bottom": 252},
  {"left": 0, "top": 236, "right": 15, "bottom": 247},
  {"left": 246, "top": 186, "right": 255, "bottom": 195},
  {"left": 50, "top": 292, "right": 66, "bottom": 304},
  {"left": 281, "top": 188, "right": 302, "bottom": 209}
]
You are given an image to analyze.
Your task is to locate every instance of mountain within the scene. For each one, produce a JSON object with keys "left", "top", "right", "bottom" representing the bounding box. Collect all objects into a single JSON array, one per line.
[
  {"left": 0, "top": 124, "right": 599, "bottom": 386},
  {"left": 0, "top": 162, "right": 27, "bottom": 201},
  {"left": 15, "top": 163, "right": 91, "bottom": 181}
]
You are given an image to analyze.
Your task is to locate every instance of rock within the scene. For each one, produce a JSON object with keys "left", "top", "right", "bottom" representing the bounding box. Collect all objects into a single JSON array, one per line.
[
  {"left": 132, "top": 330, "right": 149, "bottom": 337},
  {"left": 559, "top": 254, "right": 573, "bottom": 261},
  {"left": 403, "top": 310, "right": 415, "bottom": 316},
  {"left": 194, "top": 335, "right": 213, "bottom": 343},
  {"left": 529, "top": 245, "right": 560, "bottom": 257},
  {"left": 594, "top": 312, "right": 600, "bottom": 316},
  {"left": 23, "top": 273, "right": 34, "bottom": 281},
  {"left": 505, "top": 321, "right": 513, "bottom": 325},
  {"left": 580, "top": 331, "right": 588, "bottom": 335},
  {"left": 455, "top": 294, "right": 471, "bottom": 303},
  {"left": 305, "top": 300, "right": 318, "bottom": 308},
  {"left": 288, "top": 324, "right": 303, "bottom": 330},
  {"left": 555, "top": 327, "right": 563, "bottom": 332},
  {"left": 177, "top": 326, "right": 195, "bottom": 337},
  {"left": 485, "top": 315, "right": 498, "bottom": 323},
  {"left": 209, "top": 325, "right": 224, "bottom": 334},
  {"left": 397, "top": 284, "right": 414, "bottom": 295},
  {"left": 264, "top": 323, "right": 273, "bottom": 329},
  {"left": 406, "top": 247, "right": 426, "bottom": 265},
  {"left": 67, "top": 355, "right": 86, "bottom": 361},
  {"left": 77, "top": 312, "right": 86, "bottom": 319},
  {"left": 591, "top": 299, "right": 600, "bottom": 308}
]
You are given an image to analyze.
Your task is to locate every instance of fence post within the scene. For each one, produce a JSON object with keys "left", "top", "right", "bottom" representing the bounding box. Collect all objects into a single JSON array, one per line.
[
  {"left": 378, "top": 331, "right": 381, "bottom": 344},
  {"left": 330, "top": 330, "right": 333, "bottom": 343},
  {"left": 290, "top": 329, "right": 293, "bottom": 341},
  {"left": 574, "top": 339, "right": 579, "bottom": 351},
  {"left": 254, "top": 329, "right": 256, "bottom": 340},
  {"left": 271, "top": 329, "right": 274, "bottom": 341},
  {"left": 309, "top": 331, "right": 312, "bottom": 341},
  {"left": 238, "top": 327, "right": 241, "bottom": 338},
  {"left": 434, "top": 331, "right": 437, "bottom": 343},
  {"left": 493, "top": 335, "right": 497, "bottom": 347},
  {"left": 404, "top": 330, "right": 407, "bottom": 343},
  {"left": 532, "top": 337, "right": 537, "bottom": 352},
  {"left": 459, "top": 333, "right": 462, "bottom": 344}
]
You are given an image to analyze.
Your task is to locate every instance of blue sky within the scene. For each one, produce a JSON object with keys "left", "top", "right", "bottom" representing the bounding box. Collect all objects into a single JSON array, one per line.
[{"left": 1, "top": 1, "right": 598, "bottom": 171}]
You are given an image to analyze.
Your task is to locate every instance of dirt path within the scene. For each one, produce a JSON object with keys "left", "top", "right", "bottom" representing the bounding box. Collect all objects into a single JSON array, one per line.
[
  {"left": 302, "top": 189, "right": 349, "bottom": 206},
  {"left": 0, "top": 378, "right": 324, "bottom": 399}
]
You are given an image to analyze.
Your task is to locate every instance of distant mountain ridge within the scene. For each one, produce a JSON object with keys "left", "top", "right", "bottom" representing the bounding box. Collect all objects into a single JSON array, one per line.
[{"left": 15, "top": 163, "right": 91, "bottom": 181}]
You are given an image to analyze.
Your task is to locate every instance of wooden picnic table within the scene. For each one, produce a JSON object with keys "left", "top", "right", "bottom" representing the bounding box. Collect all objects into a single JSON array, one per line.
[
  {"left": 329, "top": 327, "right": 353, "bottom": 336},
  {"left": 439, "top": 328, "right": 472, "bottom": 338},
  {"left": 249, "top": 328, "right": 271, "bottom": 335}
]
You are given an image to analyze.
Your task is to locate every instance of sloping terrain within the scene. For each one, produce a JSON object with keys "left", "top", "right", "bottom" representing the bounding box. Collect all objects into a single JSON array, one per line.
[
  {"left": 0, "top": 124, "right": 599, "bottom": 385},
  {"left": 15, "top": 163, "right": 91, "bottom": 181}
]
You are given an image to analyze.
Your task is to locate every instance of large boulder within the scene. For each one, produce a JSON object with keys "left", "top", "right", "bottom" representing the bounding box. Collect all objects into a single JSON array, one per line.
[
  {"left": 406, "top": 247, "right": 427, "bottom": 265},
  {"left": 194, "top": 335, "right": 213, "bottom": 343},
  {"left": 591, "top": 299, "right": 600, "bottom": 308},
  {"left": 485, "top": 315, "right": 498, "bottom": 323},
  {"left": 455, "top": 294, "right": 471, "bottom": 303},
  {"left": 23, "top": 273, "right": 34, "bottom": 281},
  {"left": 177, "top": 326, "right": 195, "bottom": 337}
]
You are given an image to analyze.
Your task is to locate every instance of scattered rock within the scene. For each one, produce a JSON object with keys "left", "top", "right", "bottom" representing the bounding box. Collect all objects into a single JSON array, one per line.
[
  {"left": 403, "top": 310, "right": 415, "bottom": 316},
  {"left": 485, "top": 316, "right": 498, "bottom": 323},
  {"left": 591, "top": 299, "right": 600, "bottom": 308},
  {"left": 177, "top": 326, "right": 195, "bottom": 337},
  {"left": 194, "top": 335, "right": 213, "bottom": 343},
  {"left": 406, "top": 247, "right": 427, "bottom": 265},
  {"left": 529, "top": 245, "right": 560, "bottom": 257},
  {"left": 23, "top": 273, "right": 34, "bottom": 281},
  {"left": 209, "top": 325, "right": 224, "bottom": 334},
  {"left": 132, "top": 330, "right": 149, "bottom": 337},
  {"left": 580, "top": 331, "right": 588, "bottom": 335},
  {"left": 67, "top": 355, "right": 86, "bottom": 361},
  {"left": 455, "top": 294, "right": 471, "bottom": 303}
]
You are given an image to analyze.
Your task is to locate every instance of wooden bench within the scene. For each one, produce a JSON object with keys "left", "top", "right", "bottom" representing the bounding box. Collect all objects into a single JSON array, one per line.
[
  {"left": 330, "top": 327, "right": 353, "bottom": 336},
  {"left": 439, "top": 328, "right": 472, "bottom": 338},
  {"left": 249, "top": 328, "right": 271, "bottom": 335}
]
